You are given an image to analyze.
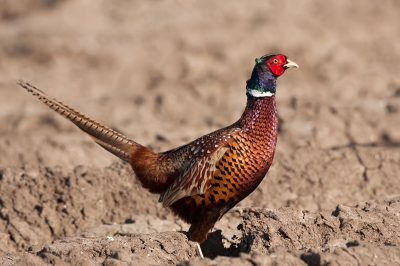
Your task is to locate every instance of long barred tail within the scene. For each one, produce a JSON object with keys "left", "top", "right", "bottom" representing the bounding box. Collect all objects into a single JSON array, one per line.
[{"left": 17, "top": 80, "right": 140, "bottom": 163}]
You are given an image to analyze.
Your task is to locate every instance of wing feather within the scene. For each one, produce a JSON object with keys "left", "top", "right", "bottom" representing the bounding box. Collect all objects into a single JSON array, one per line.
[{"left": 159, "top": 129, "right": 239, "bottom": 207}]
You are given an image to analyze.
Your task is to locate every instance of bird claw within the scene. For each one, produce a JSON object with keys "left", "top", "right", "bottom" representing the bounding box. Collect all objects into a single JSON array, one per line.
[{"left": 196, "top": 243, "right": 204, "bottom": 259}]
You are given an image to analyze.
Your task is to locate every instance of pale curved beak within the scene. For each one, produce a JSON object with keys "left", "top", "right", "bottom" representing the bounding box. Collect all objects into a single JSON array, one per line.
[{"left": 283, "top": 59, "right": 299, "bottom": 69}]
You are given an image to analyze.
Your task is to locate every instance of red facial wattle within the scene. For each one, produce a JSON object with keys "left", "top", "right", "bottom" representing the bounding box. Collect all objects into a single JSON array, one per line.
[{"left": 266, "top": 54, "right": 287, "bottom": 76}]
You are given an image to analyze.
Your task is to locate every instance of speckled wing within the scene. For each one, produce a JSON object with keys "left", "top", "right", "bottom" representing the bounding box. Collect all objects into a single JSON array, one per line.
[{"left": 159, "top": 130, "right": 239, "bottom": 207}]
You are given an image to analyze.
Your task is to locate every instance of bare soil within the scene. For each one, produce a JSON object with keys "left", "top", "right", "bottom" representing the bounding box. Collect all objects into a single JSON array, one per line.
[{"left": 1, "top": 1, "right": 400, "bottom": 265}]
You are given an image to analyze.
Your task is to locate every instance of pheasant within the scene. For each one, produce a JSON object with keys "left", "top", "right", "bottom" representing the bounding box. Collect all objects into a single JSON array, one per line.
[{"left": 17, "top": 53, "right": 298, "bottom": 257}]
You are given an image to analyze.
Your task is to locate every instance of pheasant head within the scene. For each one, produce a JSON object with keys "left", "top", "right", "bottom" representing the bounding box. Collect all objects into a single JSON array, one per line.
[{"left": 246, "top": 54, "right": 298, "bottom": 98}]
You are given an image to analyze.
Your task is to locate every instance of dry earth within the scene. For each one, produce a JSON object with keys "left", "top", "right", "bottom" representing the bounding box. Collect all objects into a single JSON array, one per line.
[{"left": 1, "top": 0, "right": 400, "bottom": 265}]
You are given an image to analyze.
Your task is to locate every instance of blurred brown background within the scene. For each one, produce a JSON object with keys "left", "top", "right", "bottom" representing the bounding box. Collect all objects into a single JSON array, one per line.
[
  {"left": 0, "top": 1, "right": 400, "bottom": 264},
  {"left": 1, "top": 0, "right": 399, "bottom": 167}
]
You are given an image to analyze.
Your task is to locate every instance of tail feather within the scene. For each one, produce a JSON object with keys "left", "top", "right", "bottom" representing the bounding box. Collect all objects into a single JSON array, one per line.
[{"left": 17, "top": 80, "right": 139, "bottom": 163}]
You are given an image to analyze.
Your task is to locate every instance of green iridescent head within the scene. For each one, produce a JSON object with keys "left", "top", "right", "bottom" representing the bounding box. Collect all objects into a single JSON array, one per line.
[{"left": 246, "top": 54, "right": 298, "bottom": 97}]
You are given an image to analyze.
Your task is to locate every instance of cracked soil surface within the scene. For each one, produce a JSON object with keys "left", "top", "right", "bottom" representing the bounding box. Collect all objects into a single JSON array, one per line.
[{"left": 1, "top": 1, "right": 400, "bottom": 265}]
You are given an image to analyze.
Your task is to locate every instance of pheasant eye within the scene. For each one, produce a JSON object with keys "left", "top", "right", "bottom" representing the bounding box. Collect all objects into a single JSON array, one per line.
[{"left": 273, "top": 59, "right": 279, "bottom": 64}]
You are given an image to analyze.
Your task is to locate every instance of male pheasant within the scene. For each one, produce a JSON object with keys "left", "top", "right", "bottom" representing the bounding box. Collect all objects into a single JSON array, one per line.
[{"left": 18, "top": 53, "right": 298, "bottom": 256}]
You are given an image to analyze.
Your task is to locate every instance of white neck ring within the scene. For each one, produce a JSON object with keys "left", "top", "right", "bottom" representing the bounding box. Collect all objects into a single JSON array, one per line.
[{"left": 246, "top": 87, "right": 275, "bottom": 97}]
